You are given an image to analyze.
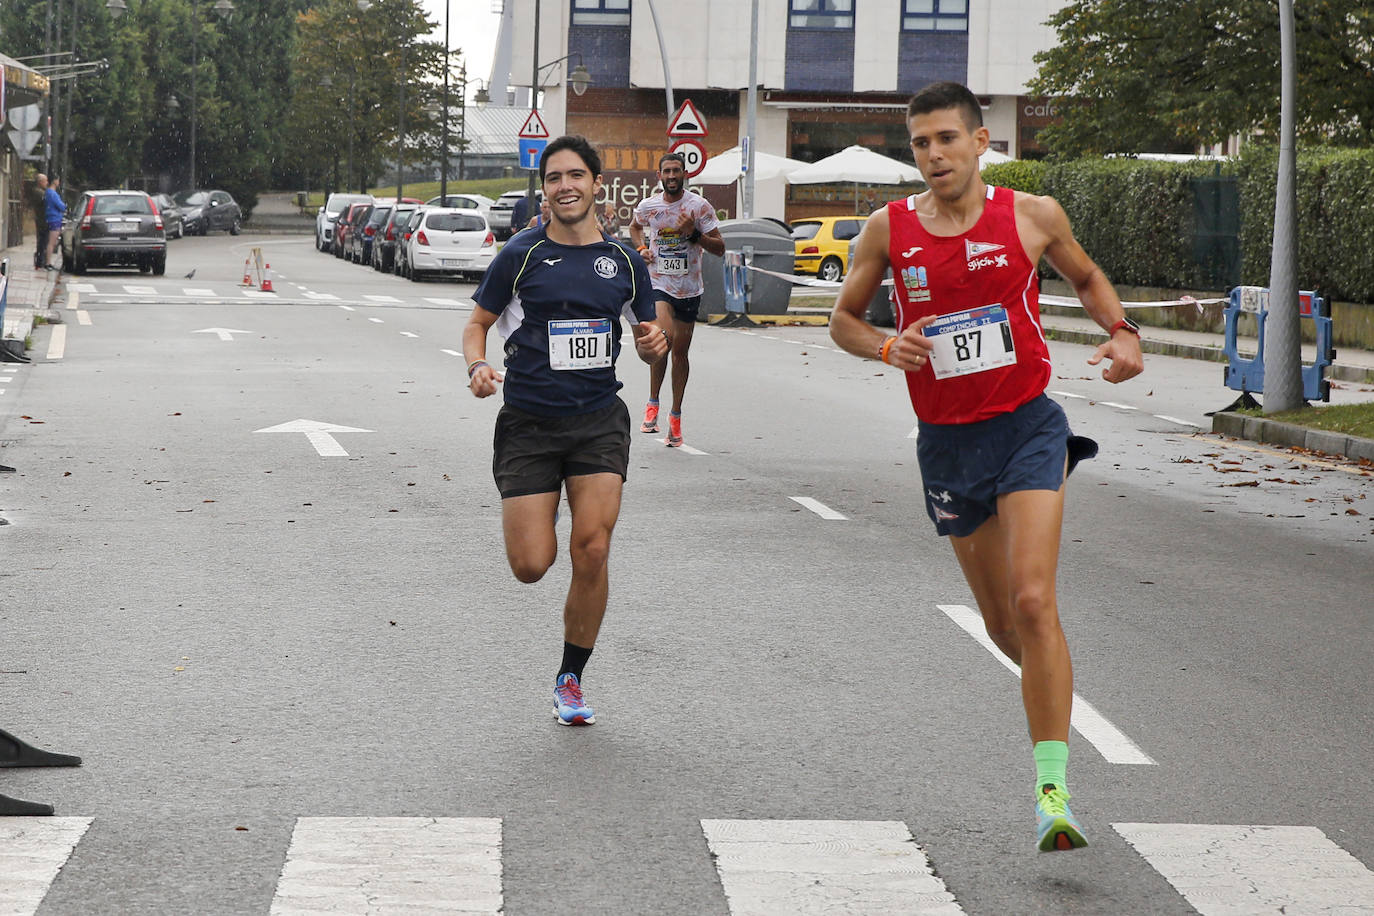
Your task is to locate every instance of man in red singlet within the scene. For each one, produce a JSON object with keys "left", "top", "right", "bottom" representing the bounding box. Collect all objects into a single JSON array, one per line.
[{"left": 830, "top": 82, "right": 1143, "bottom": 852}]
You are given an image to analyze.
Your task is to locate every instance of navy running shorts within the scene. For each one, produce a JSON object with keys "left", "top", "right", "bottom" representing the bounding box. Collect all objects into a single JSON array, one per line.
[
  {"left": 492, "top": 398, "right": 631, "bottom": 499},
  {"left": 915, "top": 394, "right": 1098, "bottom": 538},
  {"left": 655, "top": 292, "right": 702, "bottom": 324}
]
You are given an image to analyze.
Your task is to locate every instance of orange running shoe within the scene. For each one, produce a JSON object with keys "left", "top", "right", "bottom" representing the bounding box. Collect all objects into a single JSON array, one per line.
[
  {"left": 666, "top": 413, "right": 683, "bottom": 447},
  {"left": 640, "top": 401, "right": 659, "bottom": 433}
]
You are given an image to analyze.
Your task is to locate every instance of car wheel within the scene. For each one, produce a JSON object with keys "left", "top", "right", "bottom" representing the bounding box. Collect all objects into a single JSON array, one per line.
[
  {"left": 72, "top": 248, "right": 87, "bottom": 275},
  {"left": 139, "top": 262, "right": 152, "bottom": 274},
  {"left": 818, "top": 256, "right": 843, "bottom": 283},
  {"left": 229, "top": 218, "right": 241, "bottom": 236},
  {"left": 315, "top": 234, "right": 324, "bottom": 252},
  {"left": 152, "top": 255, "right": 166, "bottom": 276}
]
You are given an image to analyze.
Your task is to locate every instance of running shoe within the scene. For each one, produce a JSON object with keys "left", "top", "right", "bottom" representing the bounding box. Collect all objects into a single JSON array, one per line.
[
  {"left": 553, "top": 672, "right": 595, "bottom": 726},
  {"left": 1035, "top": 784, "right": 1088, "bottom": 852},
  {"left": 640, "top": 402, "right": 659, "bottom": 434},
  {"left": 665, "top": 413, "right": 683, "bottom": 448}
]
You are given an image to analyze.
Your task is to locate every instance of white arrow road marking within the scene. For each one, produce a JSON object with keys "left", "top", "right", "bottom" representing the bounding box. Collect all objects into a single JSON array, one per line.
[
  {"left": 271, "top": 817, "right": 503, "bottom": 915},
  {"left": 938, "top": 604, "right": 1155, "bottom": 764},
  {"left": 254, "top": 419, "right": 374, "bottom": 457},
  {"left": 1115, "top": 823, "right": 1374, "bottom": 913},
  {"left": 441, "top": 349, "right": 462, "bottom": 357},
  {"left": 0, "top": 818, "right": 93, "bottom": 915},
  {"left": 702, "top": 819, "right": 963, "bottom": 915},
  {"left": 789, "top": 496, "right": 847, "bottom": 520},
  {"left": 193, "top": 328, "right": 253, "bottom": 341}
]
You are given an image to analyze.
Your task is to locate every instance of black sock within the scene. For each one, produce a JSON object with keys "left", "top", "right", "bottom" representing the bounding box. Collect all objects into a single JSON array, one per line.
[{"left": 559, "top": 641, "right": 593, "bottom": 681}]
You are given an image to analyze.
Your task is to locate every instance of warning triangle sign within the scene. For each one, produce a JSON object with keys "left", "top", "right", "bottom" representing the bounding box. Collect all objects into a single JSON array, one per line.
[
  {"left": 666, "top": 99, "right": 707, "bottom": 138},
  {"left": 519, "top": 110, "right": 550, "bottom": 139}
]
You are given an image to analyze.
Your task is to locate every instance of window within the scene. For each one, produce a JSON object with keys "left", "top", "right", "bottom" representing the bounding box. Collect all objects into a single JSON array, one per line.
[
  {"left": 791, "top": 222, "right": 822, "bottom": 241},
  {"left": 93, "top": 195, "right": 152, "bottom": 215},
  {"left": 902, "top": 0, "right": 967, "bottom": 32},
  {"left": 790, "top": 0, "right": 854, "bottom": 30},
  {"left": 427, "top": 213, "right": 486, "bottom": 232},
  {"left": 833, "top": 220, "right": 863, "bottom": 241},
  {"left": 572, "top": 0, "right": 629, "bottom": 26}
]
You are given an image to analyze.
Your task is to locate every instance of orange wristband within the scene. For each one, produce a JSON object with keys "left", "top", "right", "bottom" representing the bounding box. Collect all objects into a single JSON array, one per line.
[{"left": 879, "top": 336, "right": 897, "bottom": 365}]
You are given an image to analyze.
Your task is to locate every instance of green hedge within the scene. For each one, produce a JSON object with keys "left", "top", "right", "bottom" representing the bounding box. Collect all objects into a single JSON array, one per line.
[{"left": 981, "top": 149, "right": 1374, "bottom": 304}]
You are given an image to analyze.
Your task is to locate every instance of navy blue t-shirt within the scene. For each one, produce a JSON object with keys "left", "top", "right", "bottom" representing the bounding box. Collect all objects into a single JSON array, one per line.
[{"left": 474, "top": 228, "right": 657, "bottom": 417}]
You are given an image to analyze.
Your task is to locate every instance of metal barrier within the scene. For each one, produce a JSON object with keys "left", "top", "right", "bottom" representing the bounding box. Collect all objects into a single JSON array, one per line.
[
  {"left": 712, "top": 247, "right": 756, "bottom": 327},
  {"left": 1222, "top": 285, "right": 1334, "bottom": 403},
  {"left": 0, "top": 257, "right": 8, "bottom": 334}
]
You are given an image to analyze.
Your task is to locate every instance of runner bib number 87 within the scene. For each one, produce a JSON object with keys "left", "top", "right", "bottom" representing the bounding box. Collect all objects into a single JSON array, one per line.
[
  {"left": 548, "top": 318, "right": 613, "bottom": 371},
  {"left": 925, "top": 305, "right": 1017, "bottom": 379}
]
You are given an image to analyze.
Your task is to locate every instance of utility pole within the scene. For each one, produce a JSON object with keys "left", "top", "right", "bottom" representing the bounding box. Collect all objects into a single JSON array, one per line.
[
  {"left": 525, "top": 0, "right": 539, "bottom": 218},
  {"left": 439, "top": 0, "right": 450, "bottom": 201},
  {"left": 742, "top": 0, "right": 759, "bottom": 219}
]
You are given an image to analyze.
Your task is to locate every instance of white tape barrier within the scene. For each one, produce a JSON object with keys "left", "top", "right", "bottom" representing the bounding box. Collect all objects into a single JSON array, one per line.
[{"left": 746, "top": 263, "right": 1227, "bottom": 313}]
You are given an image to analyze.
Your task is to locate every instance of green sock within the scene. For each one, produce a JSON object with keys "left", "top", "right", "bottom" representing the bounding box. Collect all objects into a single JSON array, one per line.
[{"left": 1033, "top": 740, "right": 1069, "bottom": 793}]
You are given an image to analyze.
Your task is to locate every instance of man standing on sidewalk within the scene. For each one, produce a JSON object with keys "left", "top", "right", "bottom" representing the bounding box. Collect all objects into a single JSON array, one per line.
[
  {"left": 29, "top": 173, "right": 49, "bottom": 269},
  {"left": 463, "top": 136, "right": 668, "bottom": 726},
  {"left": 43, "top": 177, "right": 67, "bottom": 271},
  {"left": 830, "top": 82, "right": 1143, "bottom": 852},
  {"left": 629, "top": 153, "right": 725, "bottom": 447}
]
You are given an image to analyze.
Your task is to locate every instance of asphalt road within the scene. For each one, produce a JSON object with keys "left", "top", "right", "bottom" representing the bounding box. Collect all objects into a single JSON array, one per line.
[{"left": 2, "top": 233, "right": 1372, "bottom": 915}]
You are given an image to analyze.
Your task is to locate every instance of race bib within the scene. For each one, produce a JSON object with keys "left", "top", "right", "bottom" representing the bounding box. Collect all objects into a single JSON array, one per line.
[
  {"left": 548, "top": 318, "right": 612, "bottom": 371},
  {"left": 655, "top": 229, "right": 689, "bottom": 276},
  {"left": 925, "top": 305, "right": 1017, "bottom": 379}
]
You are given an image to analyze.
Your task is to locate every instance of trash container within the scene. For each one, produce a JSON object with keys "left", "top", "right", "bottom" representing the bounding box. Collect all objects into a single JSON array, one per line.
[
  {"left": 699, "top": 218, "right": 796, "bottom": 320},
  {"left": 850, "top": 236, "right": 895, "bottom": 326}
]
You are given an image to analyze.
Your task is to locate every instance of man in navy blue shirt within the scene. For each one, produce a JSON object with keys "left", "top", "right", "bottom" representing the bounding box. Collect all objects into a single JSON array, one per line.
[{"left": 464, "top": 136, "right": 667, "bottom": 726}]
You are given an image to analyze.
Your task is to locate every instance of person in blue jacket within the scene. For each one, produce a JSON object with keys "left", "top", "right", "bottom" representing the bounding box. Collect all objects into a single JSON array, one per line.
[{"left": 44, "top": 176, "right": 67, "bottom": 271}]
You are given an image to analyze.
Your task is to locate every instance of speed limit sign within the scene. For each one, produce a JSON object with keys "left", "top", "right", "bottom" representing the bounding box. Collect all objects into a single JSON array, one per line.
[{"left": 670, "top": 139, "right": 707, "bottom": 179}]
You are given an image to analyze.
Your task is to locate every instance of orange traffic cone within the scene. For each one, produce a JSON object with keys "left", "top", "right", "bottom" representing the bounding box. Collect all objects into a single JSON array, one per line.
[
  {"left": 260, "top": 264, "right": 274, "bottom": 293},
  {"left": 241, "top": 259, "right": 252, "bottom": 286}
]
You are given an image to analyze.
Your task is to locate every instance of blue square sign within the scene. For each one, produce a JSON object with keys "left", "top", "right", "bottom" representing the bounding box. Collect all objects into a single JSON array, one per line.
[{"left": 519, "top": 138, "right": 547, "bottom": 171}]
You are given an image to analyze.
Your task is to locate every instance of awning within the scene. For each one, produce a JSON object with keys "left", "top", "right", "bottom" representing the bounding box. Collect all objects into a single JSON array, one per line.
[{"left": 2, "top": 52, "right": 51, "bottom": 110}]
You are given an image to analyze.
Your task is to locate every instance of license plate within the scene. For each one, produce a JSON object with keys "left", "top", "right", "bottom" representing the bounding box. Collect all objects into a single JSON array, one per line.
[
  {"left": 441, "top": 258, "right": 471, "bottom": 268},
  {"left": 107, "top": 223, "right": 136, "bottom": 233}
]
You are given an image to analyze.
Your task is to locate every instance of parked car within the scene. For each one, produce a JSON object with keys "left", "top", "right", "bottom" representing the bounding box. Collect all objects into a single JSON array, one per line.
[
  {"left": 404, "top": 207, "right": 495, "bottom": 281},
  {"left": 487, "top": 189, "right": 541, "bottom": 241},
  {"left": 151, "top": 193, "right": 185, "bottom": 239},
  {"left": 173, "top": 188, "right": 242, "bottom": 235},
  {"left": 424, "top": 193, "right": 494, "bottom": 213},
  {"left": 333, "top": 202, "right": 371, "bottom": 258},
  {"left": 60, "top": 189, "right": 167, "bottom": 275},
  {"left": 791, "top": 215, "right": 866, "bottom": 282},
  {"left": 372, "top": 203, "right": 420, "bottom": 272},
  {"left": 392, "top": 208, "right": 427, "bottom": 278},
  {"left": 350, "top": 203, "right": 390, "bottom": 264},
  {"left": 316, "top": 192, "right": 372, "bottom": 251}
]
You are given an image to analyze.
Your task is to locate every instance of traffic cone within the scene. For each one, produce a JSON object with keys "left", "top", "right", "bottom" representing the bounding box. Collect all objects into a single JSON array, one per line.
[
  {"left": 260, "top": 264, "right": 274, "bottom": 293},
  {"left": 241, "top": 258, "right": 252, "bottom": 286}
]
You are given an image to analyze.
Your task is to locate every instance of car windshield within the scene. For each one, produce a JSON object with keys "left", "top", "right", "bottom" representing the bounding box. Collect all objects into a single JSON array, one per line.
[
  {"left": 93, "top": 195, "right": 152, "bottom": 215},
  {"left": 369, "top": 206, "right": 392, "bottom": 224},
  {"left": 174, "top": 191, "right": 208, "bottom": 206},
  {"left": 427, "top": 213, "right": 485, "bottom": 232},
  {"left": 791, "top": 222, "right": 821, "bottom": 241}
]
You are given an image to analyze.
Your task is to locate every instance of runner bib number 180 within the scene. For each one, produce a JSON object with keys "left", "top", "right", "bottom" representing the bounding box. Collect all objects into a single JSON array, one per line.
[
  {"left": 925, "top": 305, "right": 1016, "bottom": 379},
  {"left": 548, "top": 318, "right": 612, "bottom": 371}
]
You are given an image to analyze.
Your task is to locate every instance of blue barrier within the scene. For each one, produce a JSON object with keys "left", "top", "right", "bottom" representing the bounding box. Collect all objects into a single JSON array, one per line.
[
  {"left": 0, "top": 258, "right": 9, "bottom": 334},
  {"left": 1222, "top": 285, "right": 1334, "bottom": 403}
]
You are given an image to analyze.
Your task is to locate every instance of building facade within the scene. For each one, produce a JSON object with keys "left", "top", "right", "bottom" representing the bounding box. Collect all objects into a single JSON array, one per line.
[
  {"left": 493, "top": 0, "right": 1066, "bottom": 224},
  {"left": 1, "top": 53, "right": 49, "bottom": 251}
]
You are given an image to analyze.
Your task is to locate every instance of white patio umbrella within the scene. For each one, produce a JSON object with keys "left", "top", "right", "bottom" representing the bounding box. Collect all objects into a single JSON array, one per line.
[
  {"left": 979, "top": 148, "right": 1015, "bottom": 168},
  {"left": 693, "top": 145, "right": 810, "bottom": 185},
  {"left": 785, "top": 145, "right": 923, "bottom": 213}
]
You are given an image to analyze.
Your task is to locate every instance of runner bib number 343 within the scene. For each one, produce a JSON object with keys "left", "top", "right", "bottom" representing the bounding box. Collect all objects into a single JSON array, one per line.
[
  {"left": 548, "top": 318, "right": 613, "bottom": 371},
  {"left": 925, "top": 305, "right": 1016, "bottom": 379}
]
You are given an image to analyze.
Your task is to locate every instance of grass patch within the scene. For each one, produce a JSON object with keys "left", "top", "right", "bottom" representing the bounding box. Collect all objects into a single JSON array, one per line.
[{"left": 1236, "top": 401, "right": 1374, "bottom": 439}]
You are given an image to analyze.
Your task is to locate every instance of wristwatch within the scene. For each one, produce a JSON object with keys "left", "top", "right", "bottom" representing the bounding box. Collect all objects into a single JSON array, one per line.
[{"left": 1109, "top": 317, "right": 1141, "bottom": 336}]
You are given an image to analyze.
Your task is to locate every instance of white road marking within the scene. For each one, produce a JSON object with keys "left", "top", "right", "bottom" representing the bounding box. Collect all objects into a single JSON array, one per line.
[
  {"left": 242, "top": 289, "right": 278, "bottom": 298},
  {"left": 660, "top": 440, "right": 708, "bottom": 455},
  {"left": 184, "top": 288, "right": 215, "bottom": 297},
  {"left": 254, "top": 419, "right": 373, "bottom": 458},
  {"left": 1153, "top": 414, "right": 1200, "bottom": 427},
  {"left": 400, "top": 331, "right": 419, "bottom": 338},
  {"left": 368, "top": 317, "right": 384, "bottom": 324},
  {"left": 1051, "top": 390, "right": 1087, "bottom": 399},
  {"left": 76, "top": 311, "right": 91, "bottom": 326},
  {"left": 65, "top": 289, "right": 79, "bottom": 310},
  {"left": 337, "top": 304, "right": 355, "bottom": 311},
  {"left": 790, "top": 496, "right": 848, "bottom": 520},
  {"left": 1115, "top": 823, "right": 1374, "bottom": 914},
  {"left": 938, "top": 604, "right": 1156, "bottom": 765},
  {"left": 365, "top": 295, "right": 401, "bottom": 303},
  {"left": 701, "top": 819, "right": 963, "bottom": 915},
  {"left": 68, "top": 282, "right": 96, "bottom": 294},
  {"left": 45, "top": 324, "right": 67, "bottom": 360},
  {"left": 423, "top": 297, "right": 460, "bottom": 306},
  {"left": 0, "top": 818, "right": 93, "bottom": 916},
  {"left": 302, "top": 291, "right": 340, "bottom": 301},
  {"left": 1099, "top": 400, "right": 1137, "bottom": 410},
  {"left": 908, "top": 423, "right": 920, "bottom": 440},
  {"left": 193, "top": 328, "right": 253, "bottom": 342},
  {"left": 270, "top": 817, "right": 502, "bottom": 916},
  {"left": 440, "top": 349, "right": 462, "bottom": 357},
  {"left": 123, "top": 285, "right": 157, "bottom": 295}
]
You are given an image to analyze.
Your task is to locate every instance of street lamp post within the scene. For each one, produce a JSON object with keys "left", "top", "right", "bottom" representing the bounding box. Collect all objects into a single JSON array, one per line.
[{"left": 440, "top": 0, "right": 451, "bottom": 201}]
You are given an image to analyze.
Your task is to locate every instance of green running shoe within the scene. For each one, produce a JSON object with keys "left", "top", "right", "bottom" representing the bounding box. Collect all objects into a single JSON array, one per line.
[{"left": 1036, "top": 784, "right": 1088, "bottom": 852}]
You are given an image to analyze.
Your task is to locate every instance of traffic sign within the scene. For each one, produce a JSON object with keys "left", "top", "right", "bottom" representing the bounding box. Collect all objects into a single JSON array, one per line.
[
  {"left": 670, "top": 138, "right": 707, "bottom": 179},
  {"left": 518, "top": 110, "right": 549, "bottom": 139},
  {"left": 667, "top": 98, "right": 707, "bottom": 138},
  {"left": 519, "top": 138, "right": 547, "bottom": 170}
]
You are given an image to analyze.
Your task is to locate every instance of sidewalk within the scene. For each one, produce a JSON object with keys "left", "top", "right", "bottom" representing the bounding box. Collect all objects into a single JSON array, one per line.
[{"left": 1, "top": 246, "right": 59, "bottom": 358}]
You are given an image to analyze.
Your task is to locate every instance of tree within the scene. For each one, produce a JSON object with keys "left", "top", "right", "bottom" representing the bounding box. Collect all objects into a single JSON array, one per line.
[{"left": 1028, "top": 0, "right": 1374, "bottom": 157}]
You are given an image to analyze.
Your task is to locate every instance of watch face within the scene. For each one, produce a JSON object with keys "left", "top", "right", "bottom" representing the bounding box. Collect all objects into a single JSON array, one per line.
[{"left": 1123, "top": 317, "right": 1140, "bottom": 331}]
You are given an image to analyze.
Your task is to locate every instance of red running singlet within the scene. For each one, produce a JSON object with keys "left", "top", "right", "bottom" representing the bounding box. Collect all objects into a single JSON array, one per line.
[{"left": 887, "top": 185, "right": 1051, "bottom": 425}]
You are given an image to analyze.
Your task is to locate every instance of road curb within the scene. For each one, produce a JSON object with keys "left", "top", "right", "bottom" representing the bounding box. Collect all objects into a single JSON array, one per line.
[{"left": 1211, "top": 411, "right": 1374, "bottom": 463}]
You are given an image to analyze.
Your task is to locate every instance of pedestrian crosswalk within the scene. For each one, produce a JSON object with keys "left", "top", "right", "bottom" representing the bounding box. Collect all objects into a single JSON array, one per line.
[
  {"left": 3, "top": 815, "right": 1371, "bottom": 914},
  {"left": 62, "top": 282, "right": 476, "bottom": 309}
]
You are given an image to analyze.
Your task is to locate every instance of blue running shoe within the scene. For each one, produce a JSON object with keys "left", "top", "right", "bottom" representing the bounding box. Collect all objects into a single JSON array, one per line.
[
  {"left": 1036, "top": 784, "right": 1088, "bottom": 852},
  {"left": 553, "top": 673, "right": 595, "bottom": 726}
]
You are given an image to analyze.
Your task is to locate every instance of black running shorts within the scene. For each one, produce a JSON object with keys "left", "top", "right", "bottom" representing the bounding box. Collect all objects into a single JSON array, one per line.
[
  {"left": 655, "top": 292, "right": 703, "bottom": 324},
  {"left": 492, "top": 398, "right": 631, "bottom": 499}
]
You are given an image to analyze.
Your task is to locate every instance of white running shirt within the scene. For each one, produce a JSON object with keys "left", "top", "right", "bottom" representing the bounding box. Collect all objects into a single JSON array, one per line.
[{"left": 632, "top": 191, "right": 719, "bottom": 299}]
